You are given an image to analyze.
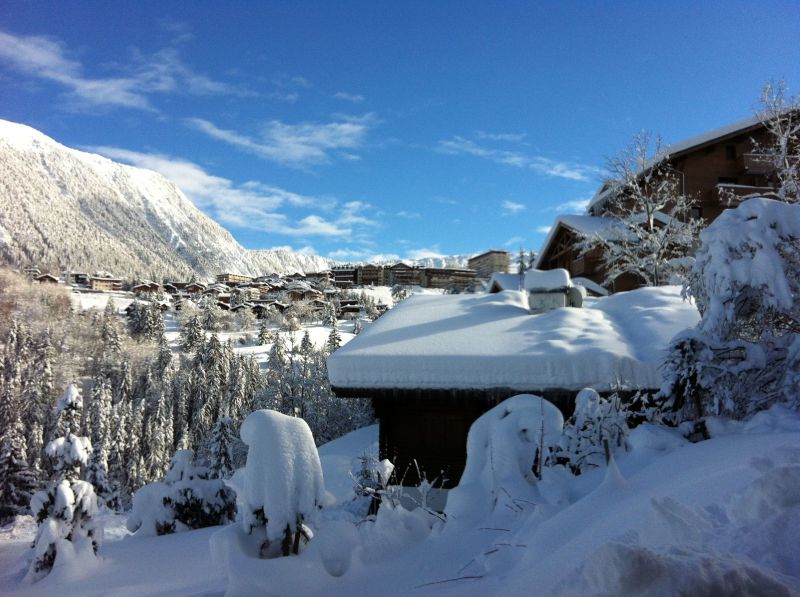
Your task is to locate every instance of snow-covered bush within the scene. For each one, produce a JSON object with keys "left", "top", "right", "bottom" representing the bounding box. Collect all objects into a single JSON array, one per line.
[
  {"left": 556, "top": 388, "right": 630, "bottom": 474},
  {"left": 662, "top": 198, "right": 800, "bottom": 419},
  {"left": 445, "top": 394, "right": 563, "bottom": 524},
  {"left": 237, "top": 409, "right": 327, "bottom": 558},
  {"left": 126, "top": 449, "right": 236, "bottom": 536},
  {"left": 351, "top": 454, "right": 395, "bottom": 516},
  {"left": 27, "top": 384, "right": 101, "bottom": 582}
]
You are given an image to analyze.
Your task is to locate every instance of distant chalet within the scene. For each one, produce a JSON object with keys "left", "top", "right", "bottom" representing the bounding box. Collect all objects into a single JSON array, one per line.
[{"left": 328, "top": 284, "right": 698, "bottom": 487}]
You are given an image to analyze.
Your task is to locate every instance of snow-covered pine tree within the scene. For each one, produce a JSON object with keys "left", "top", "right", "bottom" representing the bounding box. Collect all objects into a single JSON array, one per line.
[
  {"left": 180, "top": 314, "right": 205, "bottom": 353},
  {"left": 208, "top": 416, "right": 237, "bottom": 479},
  {"left": 84, "top": 378, "right": 118, "bottom": 507},
  {"left": 300, "top": 331, "right": 314, "bottom": 355},
  {"left": 352, "top": 318, "right": 363, "bottom": 335},
  {"left": 322, "top": 302, "right": 338, "bottom": 328},
  {"left": 145, "top": 389, "right": 173, "bottom": 482},
  {"left": 0, "top": 414, "right": 37, "bottom": 523},
  {"left": 28, "top": 385, "right": 100, "bottom": 582},
  {"left": 257, "top": 320, "right": 272, "bottom": 346},
  {"left": 201, "top": 301, "right": 221, "bottom": 332},
  {"left": 101, "top": 299, "right": 122, "bottom": 355},
  {"left": 326, "top": 327, "right": 342, "bottom": 354}
]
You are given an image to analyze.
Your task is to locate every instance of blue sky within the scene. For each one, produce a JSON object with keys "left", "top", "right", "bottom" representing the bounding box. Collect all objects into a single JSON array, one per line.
[{"left": 2, "top": 2, "right": 799, "bottom": 262}]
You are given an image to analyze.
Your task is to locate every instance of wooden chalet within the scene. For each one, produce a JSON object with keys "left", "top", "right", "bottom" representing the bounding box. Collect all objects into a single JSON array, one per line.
[
  {"left": 35, "top": 273, "right": 59, "bottom": 284},
  {"left": 184, "top": 282, "right": 207, "bottom": 295},
  {"left": 328, "top": 285, "right": 698, "bottom": 490},
  {"left": 131, "top": 281, "right": 160, "bottom": 295},
  {"left": 216, "top": 273, "right": 255, "bottom": 286},
  {"left": 89, "top": 276, "right": 122, "bottom": 292},
  {"left": 536, "top": 115, "right": 779, "bottom": 292}
]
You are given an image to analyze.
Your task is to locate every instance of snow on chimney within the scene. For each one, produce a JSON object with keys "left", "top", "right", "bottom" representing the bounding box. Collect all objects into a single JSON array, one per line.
[{"left": 523, "top": 268, "right": 584, "bottom": 313}]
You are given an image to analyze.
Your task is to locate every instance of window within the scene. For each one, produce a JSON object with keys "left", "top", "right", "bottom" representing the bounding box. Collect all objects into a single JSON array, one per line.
[{"left": 718, "top": 177, "right": 738, "bottom": 185}]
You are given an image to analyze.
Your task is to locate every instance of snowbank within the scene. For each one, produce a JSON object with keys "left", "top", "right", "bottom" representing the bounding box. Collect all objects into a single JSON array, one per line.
[
  {"left": 446, "top": 395, "right": 564, "bottom": 524},
  {"left": 328, "top": 285, "right": 699, "bottom": 392}
]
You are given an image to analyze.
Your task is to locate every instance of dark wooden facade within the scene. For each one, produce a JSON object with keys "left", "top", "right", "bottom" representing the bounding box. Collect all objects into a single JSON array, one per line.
[
  {"left": 539, "top": 118, "right": 777, "bottom": 293},
  {"left": 335, "top": 386, "right": 579, "bottom": 488}
]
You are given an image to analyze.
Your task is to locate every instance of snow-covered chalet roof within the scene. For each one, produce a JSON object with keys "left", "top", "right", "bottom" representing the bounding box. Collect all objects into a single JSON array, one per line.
[
  {"left": 487, "top": 272, "right": 522, "bottom": 293},
  {"left": 327, "top": 286, "right": 699, "bottom": 393},
  {"left": 533, "top": 215, "right": 623, "bottom": 269},
  {"left": 524, "top": 268, "right": 572, "bottom": 291}
]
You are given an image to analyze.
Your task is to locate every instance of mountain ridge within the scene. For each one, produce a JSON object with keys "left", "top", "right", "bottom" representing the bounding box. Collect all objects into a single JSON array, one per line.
[{"left": 0, "top": 119, "right": 332, "bottom": 280}]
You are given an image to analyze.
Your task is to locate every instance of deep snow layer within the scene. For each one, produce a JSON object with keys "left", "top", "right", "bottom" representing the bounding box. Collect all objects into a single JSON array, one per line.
[
  {"left": 3, "top": 409, "right": 798, "bottom": 596},
  {"left": 328, "top": 286, "right": 700, "bottom": 392}
]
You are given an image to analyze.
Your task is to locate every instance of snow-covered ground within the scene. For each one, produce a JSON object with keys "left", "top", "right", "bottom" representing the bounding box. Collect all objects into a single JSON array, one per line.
[{"left": 2, "top": 408, "right": 798, "bottom": 595}]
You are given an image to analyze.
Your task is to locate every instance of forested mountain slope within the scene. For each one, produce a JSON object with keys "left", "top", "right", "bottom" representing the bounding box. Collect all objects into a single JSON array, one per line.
[{"left": 0, "top": 120, "right": 331, "bottom": 280}]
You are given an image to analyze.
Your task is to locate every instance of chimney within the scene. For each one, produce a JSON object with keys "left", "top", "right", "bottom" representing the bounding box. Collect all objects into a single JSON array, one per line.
[{"left": 523, "top": 268, "right": 584, "bottom": 313}]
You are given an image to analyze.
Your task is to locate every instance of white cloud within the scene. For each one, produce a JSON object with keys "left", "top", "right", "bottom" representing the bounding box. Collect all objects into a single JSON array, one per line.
[
  {"left": 185, "top": 113, "right": 377, "bottom": 168},
  {"left": 0, "top": 29, "right": 250, "bottom": 112},
  {"left": 269, "top": 244, "right": 318, "bottom": 255},
  {"left": 502, "top": 200, "right": 526, "bottom": 214},
  {"left": 476, "top": 130, "right": 527, "bottom": 143},
  {"left": 334, "top": 91, "right": 365, "bottom": 103},
  {"left": 396, "top": 210, "right": 421, "bottom": 219},
  {"left": 339, "top": 201, "right": 378, "bottom": 227},
  {"left": 504, "top": 235, "right": 526, "bottom": 247},
  {"left": 547, "top": 196, "right": 592, "bottom": 214},
  {"left": 535, "top": 225, "right": 553, "bottom": 235},
  {"left": 437, "top": 135, "right": 600, "bottom": 182},
  {"left": 406, "top": 247, "right": 445, "bottom": 260},
  {"left": 88, "top": 146, "right": 353, "bottom": 237}
]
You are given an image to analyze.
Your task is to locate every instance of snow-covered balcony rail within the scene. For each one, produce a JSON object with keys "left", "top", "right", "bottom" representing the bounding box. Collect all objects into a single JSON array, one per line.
[
  {"left": 738, "top": 153, "right": 799, "bottom": 175},
  {"left": 713, "top": 183, "right": 776, "bottom": 206}
]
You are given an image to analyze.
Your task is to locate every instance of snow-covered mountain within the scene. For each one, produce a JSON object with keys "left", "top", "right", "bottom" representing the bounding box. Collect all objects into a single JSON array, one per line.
[
  {"left": 0, "top": 120, "right": 332, "bottom": 280},
  {"left": 366, "top": 254, "right": 473, "bottom": 269}
]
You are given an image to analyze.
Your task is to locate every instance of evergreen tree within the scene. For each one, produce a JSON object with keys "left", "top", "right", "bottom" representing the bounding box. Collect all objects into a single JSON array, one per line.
[
  {"left": 0, "top": 417, "right": 37, "bottom": 522},
  {"left": 180, "top": 315, "right": 205, "bottom": 352},
  {"left": 300, "top": 331, "right": 314, "bottom": 355},
  {"left": 322, "top": 302, "right": 338, "bottom": 328},
  {"left": 353, "top": 318, "right": 363, "bottom": 335},
  {"left": 257, "top": 320, "right": 272, "bottom": 346},
  {"left": 326, "top": 327, "right": 342, "bottom": 354},
  {"left": 28, "top": 385, "right": 100, "bottom": 581},
  {"left": 208, "top": 416, "right": 237, "bottom": 479}
]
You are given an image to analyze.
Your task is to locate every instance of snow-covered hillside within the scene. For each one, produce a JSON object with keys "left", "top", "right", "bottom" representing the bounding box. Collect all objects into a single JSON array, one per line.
[{"left": 0, "top": 120, "right": 331, "bottom": 279}]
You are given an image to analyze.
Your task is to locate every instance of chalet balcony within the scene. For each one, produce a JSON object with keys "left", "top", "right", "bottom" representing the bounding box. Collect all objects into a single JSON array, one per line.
[
  {"left": 739, "top": 153, "right": 774, "bottom": 175},
  {"left": 712, "top": 183, "right": 775, "bottom": 206}
]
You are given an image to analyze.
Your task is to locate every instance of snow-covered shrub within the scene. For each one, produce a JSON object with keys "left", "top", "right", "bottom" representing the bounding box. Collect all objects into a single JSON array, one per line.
[
  {"left": 351, "top": 454, "right": 395, "bottom": 516},
  {"left": 126, "top": 449, "right": 236, "bottom": 536},
  {"left": 445, "top": 394, "right": 563, "bottom": 524},
  {"left": 238, "top": 409, "right": 327, "bottom": 558},
  {"left": 556, "top": 388, "right": 631, "bottom": 475},
  {"left": 662, "top": 198, "right": 800, "bottom": 419},
  {"left": 27, "top": 385, "right": 101, "bottom": 582}
]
